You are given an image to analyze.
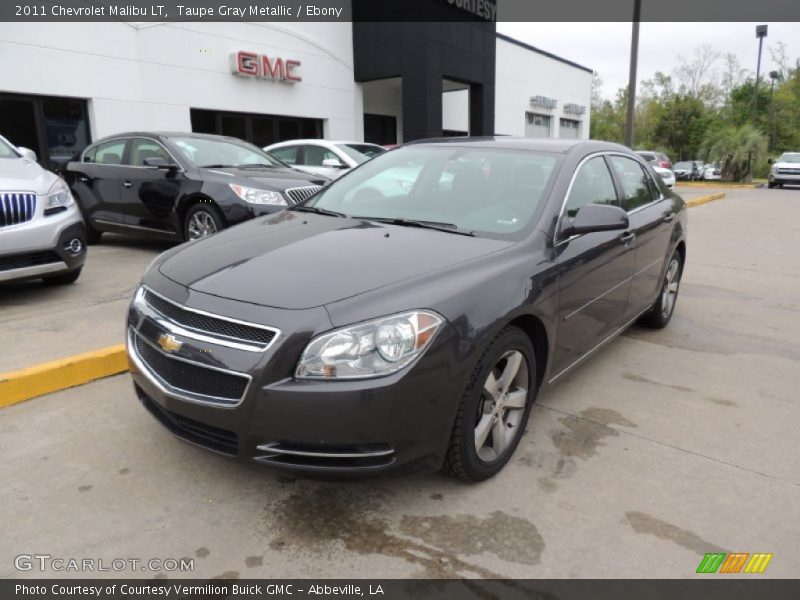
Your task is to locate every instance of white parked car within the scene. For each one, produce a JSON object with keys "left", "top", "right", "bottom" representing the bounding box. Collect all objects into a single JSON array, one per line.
[
  {"left": 652, "top": 165, "right": 675, "bottom": 188},
  {"left": 264, "top": 139, "right": 385, "bottom": 179},
  {"left": 768, "top": 152, "right": 800, "bottom": 188},
  {"left": 0, "top": 135, "right": 86, "bottom": 285},
  {"left": 703, "top": 164, "right": 722, "bottom": 180}
]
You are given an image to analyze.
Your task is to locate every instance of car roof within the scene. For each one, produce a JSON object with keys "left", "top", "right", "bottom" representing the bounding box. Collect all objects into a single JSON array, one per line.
[
  {"left": 265, "top": 139, "right": 381, "bottom": 147},
  {"left": 404, "top": 136, "right": 631, "bottom": 155},
  {"left": 88, "top": 131, "right": 252, "bottom": 145}
]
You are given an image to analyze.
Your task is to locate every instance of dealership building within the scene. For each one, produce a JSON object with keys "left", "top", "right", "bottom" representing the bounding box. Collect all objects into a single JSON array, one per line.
[{"left": 0, "top": 5, "right": 592, "bottom": 168}]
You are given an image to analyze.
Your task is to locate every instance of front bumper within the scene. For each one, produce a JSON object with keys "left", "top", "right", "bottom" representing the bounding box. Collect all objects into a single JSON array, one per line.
[
  {"left": 769, "top": 170, "right": 800, "bottom": 184},
  {"left": 126, "top": 278, "right": 465, "bottom": 475},
  {"left": 0, "top": 205, "right": 86, "bottom": 283}
]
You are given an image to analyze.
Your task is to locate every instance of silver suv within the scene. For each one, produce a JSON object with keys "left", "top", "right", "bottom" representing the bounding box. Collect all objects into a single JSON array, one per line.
[{"left": 0, "top": 136, "right": 86, "bottom": 285}]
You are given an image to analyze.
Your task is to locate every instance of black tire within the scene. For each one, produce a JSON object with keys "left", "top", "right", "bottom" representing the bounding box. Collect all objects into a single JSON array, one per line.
[
  {"left": 43, "top": 268, "right": 82, "bottom": 285},
  {"left": 84, "top": 223, "right": 102, "bottom": 244},
  {"left": 768, "top": 182, "right": 777, "bottom": 189},
  {"left": 184, "top": 203, "right": 225, "bottom": 241},
  {"left": 444, "top": 326, "right": 537, "bottom": 482},
  {"left": 639, "top": 250, "right": 683, "bottom": 329}
]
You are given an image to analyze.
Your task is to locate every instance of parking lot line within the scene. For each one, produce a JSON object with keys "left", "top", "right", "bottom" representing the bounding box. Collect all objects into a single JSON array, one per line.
[{"left": 0, "top": 344, "right": 127, "bottom": 408}]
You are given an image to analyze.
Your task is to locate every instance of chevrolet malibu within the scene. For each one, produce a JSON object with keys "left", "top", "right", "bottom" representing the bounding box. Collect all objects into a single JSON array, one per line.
[{"left": 126, "top": 138, "right": 687, "bottom": 482}]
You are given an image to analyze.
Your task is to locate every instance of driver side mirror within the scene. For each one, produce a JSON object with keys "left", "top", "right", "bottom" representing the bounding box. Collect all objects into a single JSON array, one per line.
[
  {"left": 17, "top": 146, "right": 37, "bottom": 162},
  {"left": 144, "top": 156, "right": 176, "bottom": 170},
  {"left": 322, "top": 158, "right": 347, "bottom": 169},
  {"left": 767, "top": 158, "right": 774, "bottom": 164},
  {"left": 561, "top": 204, "right": 629, "bottom": 238}
]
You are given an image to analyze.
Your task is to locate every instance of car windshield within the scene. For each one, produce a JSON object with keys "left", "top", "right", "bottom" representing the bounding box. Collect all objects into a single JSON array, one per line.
[
  {"left": 303, "top": 146, "right": 559, "bottom": 240},
  {"left": 674, "top": 162, "right": 692, "bottom": 169},
  {"left": 167, "top": 136, "right": 282, "bottom": 168},
  {"left": 0, "top": 137, "right": 20, "bottom": 159},
  {"left": 778, "top": 153, "right": 800, "bottom": 163},
  {"left": 336, "top": 144, "right": 386, "bottom": 164}
]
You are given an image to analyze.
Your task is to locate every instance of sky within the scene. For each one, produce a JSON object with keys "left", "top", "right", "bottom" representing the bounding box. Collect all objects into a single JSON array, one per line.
[{"left": 497, "top": 22, "right": 800, "bottom": 99}]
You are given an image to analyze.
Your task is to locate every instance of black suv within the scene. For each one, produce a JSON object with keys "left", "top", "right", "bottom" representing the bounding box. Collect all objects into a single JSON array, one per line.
[{"left": 65, "top": 132, "right": 328, "bottom": 243}]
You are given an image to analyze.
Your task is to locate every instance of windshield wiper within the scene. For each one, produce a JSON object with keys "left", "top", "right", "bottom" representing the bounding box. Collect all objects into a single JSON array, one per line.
[
  {"left": 288, "top": 205, "right": 347, "bottom": 218},
  {"left": 351, "top": 216, "right": 474, "bottom": 237},
  {"left": 199, "top": 164, "right": 236, "bottom": 169},
  {"left": 235, "top": 163, "right": 277, "bottom": 169}
]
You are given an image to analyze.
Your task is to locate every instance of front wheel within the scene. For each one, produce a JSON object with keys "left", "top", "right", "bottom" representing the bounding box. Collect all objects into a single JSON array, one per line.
[
  {"left": 768, "top": 182, "right": 777, "bottom": 189},
  {"left": 184, "top": 203, "right": 225, "bottom": 241},
  {"left": 444, "top": 326, "right": 537, "bottom": 482},
  {"left": 639, "top": 251, "right": 683, "bottom": 329}
]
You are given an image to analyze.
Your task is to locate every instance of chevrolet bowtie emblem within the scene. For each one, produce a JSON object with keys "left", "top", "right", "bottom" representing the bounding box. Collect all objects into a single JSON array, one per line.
[{"left": 157, "top": 333, "right": 182, "bottom": 353}]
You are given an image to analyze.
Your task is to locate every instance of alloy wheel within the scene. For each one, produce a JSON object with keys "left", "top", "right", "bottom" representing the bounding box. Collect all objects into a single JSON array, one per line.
[
  {"left": 187, "top": 210, "right": 218, "bottom": 240},
  {"left": 661, "top": 258, "right": 681, "bottom": 319},
  {"left": 474, "top": 350, "right": 529, "bottom": 462}
]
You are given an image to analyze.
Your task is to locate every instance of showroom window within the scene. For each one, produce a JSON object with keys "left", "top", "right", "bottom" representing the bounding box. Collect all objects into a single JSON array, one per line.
[
  {"left": 191, "top": 108, "right": 322, "bottom": 147},
  {"left": 559, "top": 118, "right": 580, "bottom": 139},
  {"left": 525, "top": 112, "right": 551, "bottom": 138}
]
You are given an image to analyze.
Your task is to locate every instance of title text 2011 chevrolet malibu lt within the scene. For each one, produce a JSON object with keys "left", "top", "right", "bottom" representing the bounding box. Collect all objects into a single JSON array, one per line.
[{"left": 127, "top": 138, "right": 687, "bottom": 482}]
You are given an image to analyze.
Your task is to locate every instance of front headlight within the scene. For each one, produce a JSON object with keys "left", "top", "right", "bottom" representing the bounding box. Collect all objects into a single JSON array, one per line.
[
  {"left": 295, "top": 310, "right": 444, "bottom": 379},
  {"left": 229, "top": 183, "right": 286, "bottom": 206},
  {"left": 45, "top": 178, "right": 74, "bottom": 209},
  {"left": 771, "top": 165, "right": 779, "bottom": 174}
]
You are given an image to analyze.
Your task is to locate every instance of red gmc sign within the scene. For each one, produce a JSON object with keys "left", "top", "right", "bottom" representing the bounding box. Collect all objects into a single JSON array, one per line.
[{"left": 231, "top": 51, "right": 301, "bottom": 83}]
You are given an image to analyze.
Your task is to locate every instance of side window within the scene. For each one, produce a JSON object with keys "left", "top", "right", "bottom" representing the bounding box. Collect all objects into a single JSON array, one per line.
[
  {"left": 302, "top": 145, "right": 339, "bottom": 167},
  {"left": 83, "top": 146, "right": 97, "bottom": 163},
  {"left": 129, "top": 138, "right": 172, "bottom": 166},
  {"left": 564, "top": 156, "right": 619, "bottom": 218},
  {"left": 609, "top": 156, "right": 657, "bottom": 211},
  {"left": 93, "top": 140, "right": 127, "bottom": 165},
  {"left": 270, "top": 146, "right": 298, "bottom": 164}
]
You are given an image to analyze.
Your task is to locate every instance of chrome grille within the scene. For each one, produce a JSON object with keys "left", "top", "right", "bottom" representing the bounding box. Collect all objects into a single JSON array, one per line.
[
  {"left": 141, "top": 288, "right": 277, "bottom": 350},
  {"left": 285, "top": 185, "right": 322, "bottom": 204},
  {"left": 0, "top": 192, "right": 36, "bottom": 228},
  {"left": 777, "top": 168, "right": 800, "bottom": 175},
  {"left": 133, "top": 332, "right": 249, "bottom": 405}
]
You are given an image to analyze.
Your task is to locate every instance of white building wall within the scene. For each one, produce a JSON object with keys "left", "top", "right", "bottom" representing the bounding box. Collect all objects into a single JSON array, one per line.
[
  {"left": 0, "top": 21, "right": 362, "bottom": 140},
  {"left": 494, "top": 37, "right": 592, "bottom": 139},
  {"left": 360, "top": 78, "right": 403, "bottom": 144},
  {"left": 442, "top": 90, "right": 469, "bottom": 133}
]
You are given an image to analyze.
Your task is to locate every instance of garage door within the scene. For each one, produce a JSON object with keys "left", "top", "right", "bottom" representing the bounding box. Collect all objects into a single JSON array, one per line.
[
  {"left": 525, "top": 113, "right": 551, "bottom": 138},
  {"left": 559, "top": 118, "right": 580, "bottom": 139}
]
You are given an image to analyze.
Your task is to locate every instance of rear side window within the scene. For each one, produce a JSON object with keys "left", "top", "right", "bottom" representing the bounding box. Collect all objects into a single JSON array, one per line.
[
  {"left": 270, "top": 146, "right": 298, "bottom": 164},
  {"left": 564, "top": 156, "right": 619, "bottom": 218},
  {"left": 88, "top": 140, "right": 126, "bottom": 165},
  {"left": 609, "top": 156, "right": 657, "bottom": 211}
]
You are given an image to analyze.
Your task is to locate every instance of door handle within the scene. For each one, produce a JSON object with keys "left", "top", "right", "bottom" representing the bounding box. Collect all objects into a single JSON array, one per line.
[
  {"left": 662, "top": 212, "right": 675, "bottom": 223},
  {"left": 122, "top": 181, "right": 133, "bottom": 188},
  {"left": 78, "top": 176, "right": 89, "bottom": 183},
  {"left": 619, "top": 231, "right": 636, "bottom": 245}
]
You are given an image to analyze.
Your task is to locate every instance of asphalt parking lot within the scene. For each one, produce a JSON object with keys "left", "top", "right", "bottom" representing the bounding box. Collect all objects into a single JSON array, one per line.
[{"left": 1, "top": 186, "right": 798, "bottom": 579}]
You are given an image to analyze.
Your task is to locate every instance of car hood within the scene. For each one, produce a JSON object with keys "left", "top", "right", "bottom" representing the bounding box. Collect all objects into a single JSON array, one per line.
[
  {"left": 199, "top": 166, "right": 328, "bottom": 190},
  {"left": 0, "top": 157, "right": 53, "bottom": 192},
  {"left": 158, "top": 212, "right": 513, "bottom": 309}
]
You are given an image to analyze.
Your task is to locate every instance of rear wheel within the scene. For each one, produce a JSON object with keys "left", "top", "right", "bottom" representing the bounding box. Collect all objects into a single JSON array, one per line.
[
  {"left": 43, "top": 268, "right": 82, "bottom": 285},
  {"left": 184, "top": 203, "right": 224, "bottom": 241},
  {"left": 639, "top": 251, "right": 682, "bottom": 329},
  {"left": 444, "top": 326, "right": 537, "bottom": 482}
]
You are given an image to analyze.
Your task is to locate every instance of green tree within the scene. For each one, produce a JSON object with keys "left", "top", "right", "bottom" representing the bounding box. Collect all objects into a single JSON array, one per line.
[{"left": 701, "top": 123, "right": 768, "bottom": 181}]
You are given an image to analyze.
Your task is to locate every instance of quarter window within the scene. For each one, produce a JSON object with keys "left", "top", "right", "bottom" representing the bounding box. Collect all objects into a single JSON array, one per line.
[
  {"left": 302, "top": 145, "right": 340, "bottom": 166},
  {"left": 563, "top": 156, "right": 619, "bottom": 218},
  {"left": 88, "top": 140, "right": 126, "bottom": 165},
  {"left": 609, "top": 156, "right": 657, "bottom": 211}
]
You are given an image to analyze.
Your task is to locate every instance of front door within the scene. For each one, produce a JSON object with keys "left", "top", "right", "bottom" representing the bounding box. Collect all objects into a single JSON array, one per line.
[
  {"left": 119, "top": 138, "right": 183, "bottom": 236},
  {"left": 607, "top": 155, "right": 675, "bottom": 319},
  {"left": 551, "top": 155, "right": 636, "bottom": 377},
  {"left": 68, "top": 138, "right": 128, "bottom": 226}
]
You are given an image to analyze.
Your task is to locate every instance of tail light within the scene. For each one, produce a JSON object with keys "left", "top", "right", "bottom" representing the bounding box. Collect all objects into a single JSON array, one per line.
[{"left": 660, "top": 161, "right": 671, "bottom": 169}]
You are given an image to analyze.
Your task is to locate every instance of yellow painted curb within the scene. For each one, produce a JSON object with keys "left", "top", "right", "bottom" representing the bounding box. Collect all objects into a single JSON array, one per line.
[
  {"left": 677, "top": 181, "right": 757, "bottom": 189},
  {"left": 0, "top": 344, "right": 128, "bottom": 408},
  {"left": 686, "top": 192, "right": 726, "bottom": 208}
]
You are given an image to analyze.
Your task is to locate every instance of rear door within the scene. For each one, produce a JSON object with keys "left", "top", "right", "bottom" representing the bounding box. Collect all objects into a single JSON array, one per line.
[
  {"left": 608, "top": 155, "right": 674, "bottom": 320},
  {"left": 551, "top": 155, "right": 636, "bottom": 377},
  {"left": 67, "top": 138, "right": 128, "bottom": 226},
  {"left": 119, "top": 137, "right": 183, "bottom": 236}
]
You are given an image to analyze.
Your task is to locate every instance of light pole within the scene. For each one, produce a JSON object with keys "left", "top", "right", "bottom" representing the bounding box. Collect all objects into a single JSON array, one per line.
[
  {"left": 753, "top": 24, "right": 768, "bottom": 122},
  {"left": 624, "top": 0, "right": 642, "bottom": 148}
]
